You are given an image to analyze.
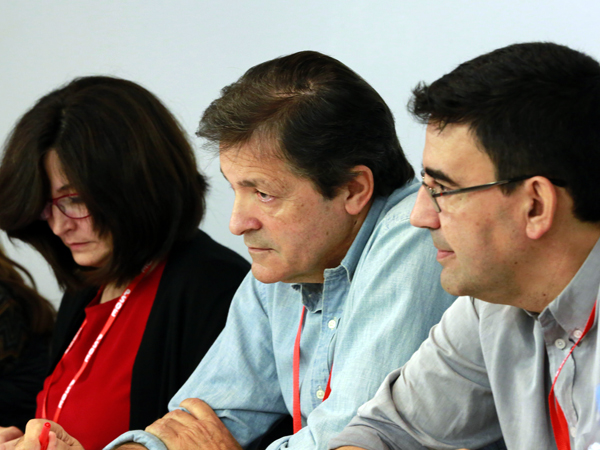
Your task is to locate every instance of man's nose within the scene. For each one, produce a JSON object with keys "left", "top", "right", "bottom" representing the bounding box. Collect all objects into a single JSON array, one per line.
[
  {"left": 229, "top": 197, "right": 261, "bottom": 236},
  {"left": 410, "top": 185, "right": 441, "bottom": 230}
]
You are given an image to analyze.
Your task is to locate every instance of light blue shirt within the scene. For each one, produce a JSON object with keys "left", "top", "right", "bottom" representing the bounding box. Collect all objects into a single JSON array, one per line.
[{"left": 107, "top": 181, "right": 456, "bottom": 450}]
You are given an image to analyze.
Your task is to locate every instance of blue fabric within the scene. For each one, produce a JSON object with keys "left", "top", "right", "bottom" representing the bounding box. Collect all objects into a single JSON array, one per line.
[{"left": 107, "top": 181, "right": 456, "bottom": 450}]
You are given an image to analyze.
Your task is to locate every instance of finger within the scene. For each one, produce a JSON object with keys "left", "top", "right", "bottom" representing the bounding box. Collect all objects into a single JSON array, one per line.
[
  {"left": 23, "top": 419, "right": 49, "bottom": 439},
  {"left": 47, "top": 427, "right": 83, "bottom": 450},
  {"left": 178, "top": 399, "right": 233, "bottom": 438},
  {"left": 17, "top": 419, "right": 50, "bottom": 450},
  {"left": 178, "top": 399, "right": 236, "bottom": 446},
  {"left": 146, "top": 410, "right": 198, "bottom": 438},
  {"left": 47, "top": 433, "right": 56, "bottom": 450},
  {"left": 145, "top": 417, "right": 189, "bottom": 445},
  {"left": 152, "top": 409, "right": 198, "bottom": 428},
  {"left": 0, "top": 436, "right": 20, "bottom": 450},
  {"left": 21, "top": 422, "right": 81, "bottom": 450},
  {"left": 179, "top": 398, "right": 219, "bottom": 422},
  {"left": 46, "top": 432, "right": 73, "bottom": 450},
  {"left": 0, "top": 428, "right": 23, "bottom": 445},
  {"left": 45, "top": 431, "right": 83, "bottom": 450},
  {"left": 15, "top": 426, "right": 44, "bottom": 450},
  {"left": 147, "top": 415, "right": 215, "bottom": 450}
]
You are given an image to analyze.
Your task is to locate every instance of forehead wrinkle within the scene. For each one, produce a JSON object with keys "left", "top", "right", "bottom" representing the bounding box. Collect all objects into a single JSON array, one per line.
[
  {"left": 220, "top": 138, "right": 296, "bottom": 195},
  {"left": 241, "top": 174, "right": 290, "bottom": 195},
  {"left": 220, "top": 161, "right": 291, "bottom": 195}
]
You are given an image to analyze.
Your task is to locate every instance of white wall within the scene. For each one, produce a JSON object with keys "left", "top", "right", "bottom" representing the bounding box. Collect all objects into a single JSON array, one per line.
[{"left": 2, "top": 0, "right": 599, "bottom": 306}]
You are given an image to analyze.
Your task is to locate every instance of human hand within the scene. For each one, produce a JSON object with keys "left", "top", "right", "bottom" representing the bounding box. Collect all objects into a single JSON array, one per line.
[
  {"left": 146, "top": 398, "right": 242, "bottom": 450},
  {"left": 0, "top": 420, "right": 83, "bottom": 450},
  {"left": 0, "top": 428, "right": 23, "bottom": 445}
]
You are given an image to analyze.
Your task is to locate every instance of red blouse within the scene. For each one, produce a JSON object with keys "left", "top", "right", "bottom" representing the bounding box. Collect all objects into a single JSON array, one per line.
[{"left": 36, "top": 261, "right": 166, "bottom": 450}]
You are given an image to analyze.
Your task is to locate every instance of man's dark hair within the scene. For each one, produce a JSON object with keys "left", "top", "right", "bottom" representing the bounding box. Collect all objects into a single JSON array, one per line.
[
  {"left": 0, "top": 76, "right": 208, "bottom": 291},
  {"left": 197, "top": 50, "right": 414, "bottom": 199},
  {"left": 409, "top": 42, "right": 600, "bottom": 223}
]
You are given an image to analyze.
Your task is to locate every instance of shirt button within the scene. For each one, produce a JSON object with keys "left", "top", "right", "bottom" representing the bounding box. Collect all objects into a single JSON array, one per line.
[
  {"left": 555, "top": 339, "right": 566, "bottom": 350},
  {"left": 316, "top": 389, "right": 325, "bottom": 399},
  {"left": 573, "top": 329, "right": 583, "bottom": 339},
  {"left": 570, "top": 426, "right": 577, "bottom": 437},
  {"left": 328, "top": 319, "right": 337, "bottom": 329}
]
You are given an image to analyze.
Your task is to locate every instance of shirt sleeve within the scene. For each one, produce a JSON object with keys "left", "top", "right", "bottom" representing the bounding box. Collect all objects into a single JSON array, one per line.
[
  {"left": 105, "top": 272, "right": 288, "bottom": 450},
  {"left": 329, "top": 297, "right": 503, "bottom": 450},
  {"left": 267, "top": 199, "right": 458, "bottom": 449}
]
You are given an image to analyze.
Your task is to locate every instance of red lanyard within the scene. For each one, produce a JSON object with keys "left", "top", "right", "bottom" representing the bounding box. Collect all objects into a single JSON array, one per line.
[
  {"left": 549, "top": 301, "right": 597, "bottom": 450},
  {"left": 293, "top": 306, "right": 333, "bottom": 433},
  {"left": 41, "top": 265, "right": 151, "bottom": 423}
]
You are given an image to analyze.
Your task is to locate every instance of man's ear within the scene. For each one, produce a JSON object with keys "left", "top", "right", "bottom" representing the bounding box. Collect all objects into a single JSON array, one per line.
[
  {"left": 523, "top": 176, "right": 558, "bottom": 240},
  {"left": 343, "top": 165, "right": 374, "bottom": 215}
]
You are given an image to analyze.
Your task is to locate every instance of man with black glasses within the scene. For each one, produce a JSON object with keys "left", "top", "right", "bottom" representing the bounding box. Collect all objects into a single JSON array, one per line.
[{"left": 331, "top": 42, "right": 600, "bottom": 450}]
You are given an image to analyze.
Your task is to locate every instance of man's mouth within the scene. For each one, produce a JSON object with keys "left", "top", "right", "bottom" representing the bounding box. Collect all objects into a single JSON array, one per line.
[
  {"left": 431, "top": 234, "right": 453, "bottom": 261},
  {"left": 247, "top": 246, "right": 270, "bottom": 252},
  {"left": 436, "top": 249, "right": 454, "bottom": 261}
]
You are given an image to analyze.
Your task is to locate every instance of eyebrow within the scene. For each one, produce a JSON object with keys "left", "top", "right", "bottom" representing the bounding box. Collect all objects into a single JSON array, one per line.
[
  {"left": 219, "top": 169, "right": 270, "bottom": 190},
  {"left": 237, "top": 179, "right": 262, "bottom": 188},
  {"left": 423, "top": 168, "right": 459, "bottom": 187}
]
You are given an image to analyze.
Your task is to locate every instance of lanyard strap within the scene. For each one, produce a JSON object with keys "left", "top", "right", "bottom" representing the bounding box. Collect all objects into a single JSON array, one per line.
[
  {"left": 548, "top": 301, "right": 597, "bottom": 450},
  {"left": 293, "top": 306, "right": 333, "bottom": 434},
  {"left": 42, "top": 265, "right": 151, "bottom": 423}
]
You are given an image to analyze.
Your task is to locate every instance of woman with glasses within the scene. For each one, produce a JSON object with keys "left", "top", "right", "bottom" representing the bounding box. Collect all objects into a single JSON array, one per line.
[
  {"left": 0, "top": 244, "right": 55, "bottom": 432},
  {"left": 0, "top": 76, "right": 249, "bottom": 450}
]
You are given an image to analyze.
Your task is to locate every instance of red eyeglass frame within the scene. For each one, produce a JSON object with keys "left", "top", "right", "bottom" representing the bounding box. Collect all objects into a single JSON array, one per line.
[{"left": 40, "top": 193, "right": 91, "bottom": 220}]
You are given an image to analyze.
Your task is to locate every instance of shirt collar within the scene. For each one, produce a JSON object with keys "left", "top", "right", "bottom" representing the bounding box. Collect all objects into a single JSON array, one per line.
[
  {"left": 543, "top": 236, "right": 600, "bottom": 333},
  {"left": 290, "top": 283, "right": 323, "bottom": 312},
  {"left": 335, "top": 195, "right": 388, "bottom": 283}
]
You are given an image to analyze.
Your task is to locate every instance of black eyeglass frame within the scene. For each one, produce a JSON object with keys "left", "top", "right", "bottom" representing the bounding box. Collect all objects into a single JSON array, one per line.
[{"left": 420, "top": 170, "right": 567, "bottom": 213}]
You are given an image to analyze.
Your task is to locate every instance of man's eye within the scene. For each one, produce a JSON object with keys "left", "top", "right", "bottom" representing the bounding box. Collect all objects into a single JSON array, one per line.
[
  {"left": 435, "top": 183, "right": 449, "bottom": 193},
  {"left": 421, "top": 172, "right": 446, "bottom": 194},
  {"left": 256, "top": 191, "right": 275, "bottom": 202}
]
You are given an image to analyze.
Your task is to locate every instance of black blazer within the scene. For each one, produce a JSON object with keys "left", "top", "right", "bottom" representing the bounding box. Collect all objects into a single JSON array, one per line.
[{"left": 50, "top": 229, "right": 249, "bottom": 429}]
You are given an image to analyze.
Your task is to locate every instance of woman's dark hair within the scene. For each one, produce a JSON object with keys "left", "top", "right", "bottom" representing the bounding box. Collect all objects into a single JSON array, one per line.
[
  {"left": 0, "top": 244, "right": 54, "bottom": 335},
  {"left": 409, "top": 42, "right": 600, "bottom": 223},
  {"left": 197, "top": 50, "right": 414, "bottom": 199},
  {"left": 0, "top": 76, "right": 208, "bottom": 290}
]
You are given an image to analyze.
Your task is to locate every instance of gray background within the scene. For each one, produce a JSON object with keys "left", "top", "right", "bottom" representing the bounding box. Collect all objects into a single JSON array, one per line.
[{"left": 1, "top": 0, "right": 599, "bottom": 306}]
